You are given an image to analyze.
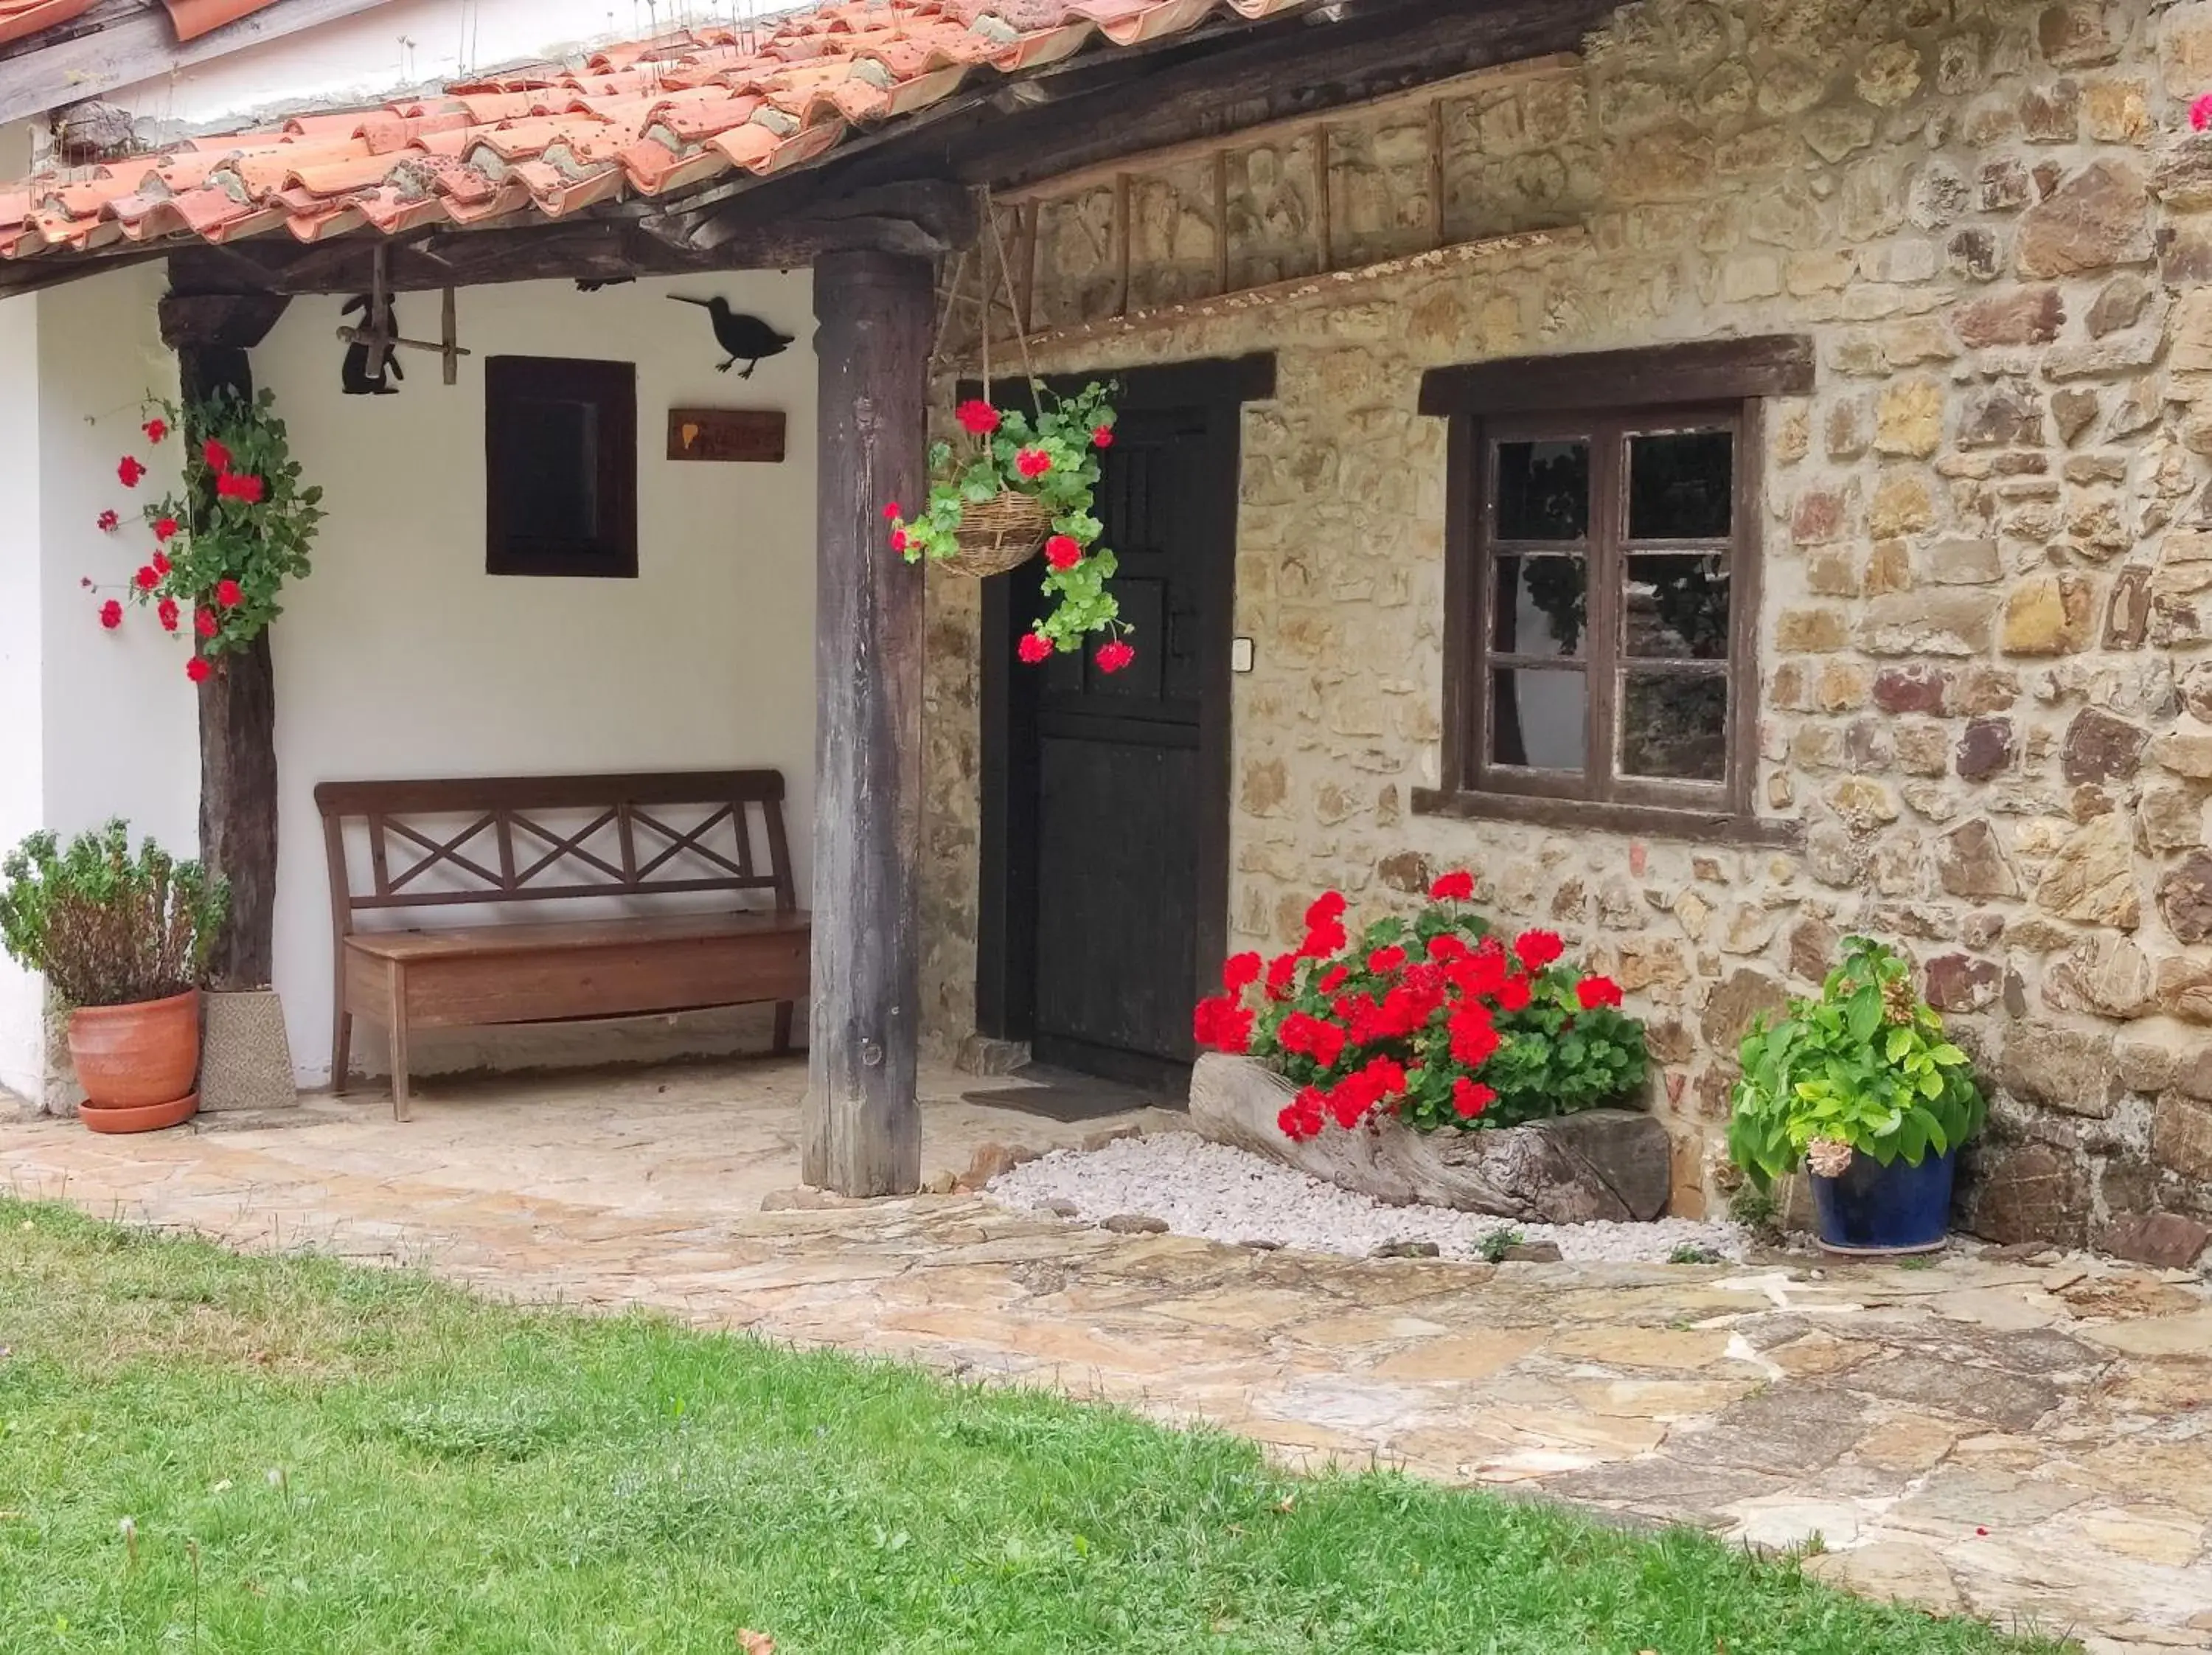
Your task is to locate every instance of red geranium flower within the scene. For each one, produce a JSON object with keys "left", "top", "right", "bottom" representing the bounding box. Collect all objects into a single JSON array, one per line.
[
  {"left": 193, "top": 606, "right": 218, "bottom": 638},
  {"left": 1092, "top": 424, "right": 1114, "bottom": 448},
  {"left": 1096, "top": 639, "right": 1135, "bottom": 674},
  {"left": 1576, "top": 975, "right": 1624, "bottom": 1010},
  {"left": 1453, "top": 1078, "right": 1495, "bottom": 1120},
  {"left": 1513, "top": 929, "right": 1565, "bottom": 971},
  {"left": 185, "top": 656, "right": 211, "bottom": 683},
  {"left": 1430, "top": 870, "right": 1475, "bottom": 902},
  {"left": 1496, "top": 974, "right": 1532, "bottom": 1013},
  {"left": 156, "top": 597, "right": 180, "bottom": 632},
  {"left": 201, "top": 437, "right": 231, "bottom": 471},
  {"left": 133, "top": 565, "right": 159, "bottom": 591},
  {"left": 1265, "top": 952, "right": 1299, "bottom": 999},
  {"left": 1317, "top": 963, "right": 1351, "bottom": 994},
  {"left": 143, "top": 417, "right": 168, "bottom": 445},
  {"left": 116, "top": 456, "right": 145, "bottom": 488},
  {"left": 215, "top": 577, "right": 243, "bottom": 608},
  {"left": 150, "top": 550, "right": 170, "bottom": 575},
  {"left": 1014, "top": 448, "right": 1051, "bottom": 480},
  {"left": 95, "top": 510, "right": 119, "bottom": 533},
  {"left": 2195, "top": 91, "right": 2212, "bottom": 131},
  {"left": 889, "top": 529, "right": 910, "bottom": 554},
  {"left": 955, "top": 400, "right": 1001, "bottom": 436},
  {"left": 98, "top": 600, "right": 122, "bottom": 630},
  {"left": 1192, "top": 994, "right": 1255, "bottom": 1053},
  {"left": 153, "top": 516, "right": 178, "bottom": 544},
  {"left": 1366, "top": 945, "right": 1406, "bottom": 974},
  {"left": 216, "top": 472, "right": 265, "bottom": 504},
  {"left": 1222, "top": 951, "right": 1262, "bottom": 993},
  {"left": 1044, "top": 534, "right": 1082, "bottom": 571},
  {"left": 1426, "top": 934, "right": 1469, "bottom": 964},
  {"left": 1017, "top": 630, "right": 1053, "bottom": 665},
  {"left": 882, "top": 501, "right": 901, "bottom": 520}
]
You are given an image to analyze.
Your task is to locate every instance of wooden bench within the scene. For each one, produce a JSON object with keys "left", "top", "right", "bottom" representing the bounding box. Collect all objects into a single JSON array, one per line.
[{"left": 316, "top": 771, "right": 808, "bottom": 1120}]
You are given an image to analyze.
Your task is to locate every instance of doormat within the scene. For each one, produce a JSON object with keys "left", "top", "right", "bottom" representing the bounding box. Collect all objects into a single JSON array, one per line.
[{"left": 962, "top": 1067, "right": 1184, "bottom": 1125}]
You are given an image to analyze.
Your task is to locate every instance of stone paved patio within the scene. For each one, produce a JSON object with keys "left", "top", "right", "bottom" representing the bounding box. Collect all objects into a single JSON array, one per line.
[{"left": 5, "top": 1056, "right": 2211, "bottom": 1653}]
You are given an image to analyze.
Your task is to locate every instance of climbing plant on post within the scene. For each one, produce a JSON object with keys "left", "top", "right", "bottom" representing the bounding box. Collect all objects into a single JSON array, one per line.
[{"left": 155, "top": 291, "right": 293, "bottom": 990}]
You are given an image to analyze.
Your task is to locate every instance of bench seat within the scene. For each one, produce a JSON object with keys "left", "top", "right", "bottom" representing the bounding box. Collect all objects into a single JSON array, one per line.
[{"left": 319, "top": 771, "right": 808, "bottom": 1120}]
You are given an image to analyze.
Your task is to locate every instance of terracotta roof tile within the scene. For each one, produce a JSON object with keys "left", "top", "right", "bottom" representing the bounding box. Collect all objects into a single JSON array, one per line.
[{"left": 0, "top": 0, "right": 1310, "bottom": 268}]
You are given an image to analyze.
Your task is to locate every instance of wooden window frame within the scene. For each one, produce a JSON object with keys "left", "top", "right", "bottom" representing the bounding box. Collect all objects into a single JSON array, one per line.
[
  {"left": 484, "top": 354, "right": 639, "bottom": 579},
  {"left": 1415, "top": 336, "right": 1814, "bottom": 847}
]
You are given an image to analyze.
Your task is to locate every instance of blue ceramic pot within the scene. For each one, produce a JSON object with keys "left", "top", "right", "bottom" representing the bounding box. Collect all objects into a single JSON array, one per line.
[{"left": 1809, "top": 1148, "right": 1957, "bottom": 1256}]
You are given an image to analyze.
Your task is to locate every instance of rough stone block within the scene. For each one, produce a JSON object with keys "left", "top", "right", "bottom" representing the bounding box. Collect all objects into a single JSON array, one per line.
[
  {"left": 2001, "top": 573, "right": 2096, "bottom": 656},
  {"left": 2101, "top": 1210, "right": 2211, "bottom": 1269},
  {"left": 1187, "top": 1055, "right": 1671, "bottom": 1224},
  {"left": 1998, "top": 1021, "right": 2121, "bottom": 1117},
  {"left": 2017, "top": 159, "right": 2150, "bottom": 276}
]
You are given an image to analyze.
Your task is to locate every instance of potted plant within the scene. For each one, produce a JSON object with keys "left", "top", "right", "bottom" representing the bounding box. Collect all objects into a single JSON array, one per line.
[
  {"left": 1187, "top": 873, "right": 1666, "bottom": 1224},
  {"left": 0, "top": 822, "right": 228, "bottom": 1133},
  {"left": 1728, "top": 936, "right": 1986, "bottom": 1256},
  {"left": 886, "top": 381, "right": 1135, "bottom": 673}
]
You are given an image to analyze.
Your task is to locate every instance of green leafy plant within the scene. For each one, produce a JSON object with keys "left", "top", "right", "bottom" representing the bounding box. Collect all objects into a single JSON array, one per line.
[
  {"left": 1192, "top": 871, "right": 1648, "bottom": 1140},
  {"left": 100, "top": 389, "right": 324, "bottom": 681},
  {"left": 0, "top": 822, "right": 227, "bottom": 1007},
  {"left": 1727, "top": 937, "right": 1985, "bottom": 1190},
  {"left": 887, "top": 382, "right": 1129, "bottom": 666},
  {"left": 1478, "top": 1228, "right": 1524, "bottom": 1264}
]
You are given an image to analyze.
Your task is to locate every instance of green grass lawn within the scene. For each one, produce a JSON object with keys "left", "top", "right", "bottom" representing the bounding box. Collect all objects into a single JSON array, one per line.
[{"left": 0, "top": 1198, "right": 2065, "bottom": 1654}]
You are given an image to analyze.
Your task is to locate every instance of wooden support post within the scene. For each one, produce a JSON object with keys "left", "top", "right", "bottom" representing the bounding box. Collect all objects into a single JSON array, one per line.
[
  {"left": 159, "top": 285, "right": 290, "bottom": 991},
  {"left": 802, "top": 248, "right": 931, "bottom": 1198}
]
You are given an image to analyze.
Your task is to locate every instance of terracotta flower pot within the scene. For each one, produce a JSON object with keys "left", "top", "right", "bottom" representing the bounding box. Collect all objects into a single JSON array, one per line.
[
  {"left": 67, "top": 990, "right": 201, "bottom": 1114},
  {"left": 80, "top": 1092, "right": 199, "bottom": 1134}
]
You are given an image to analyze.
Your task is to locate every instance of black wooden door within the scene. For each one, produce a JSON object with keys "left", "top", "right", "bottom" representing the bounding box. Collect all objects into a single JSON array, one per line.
[
  {"left": 977, "top": 358, "right": 1268, "bottom": 1094},
  {"left": 1027, "top": 406, "right": 1220, "bottom": 1086}
]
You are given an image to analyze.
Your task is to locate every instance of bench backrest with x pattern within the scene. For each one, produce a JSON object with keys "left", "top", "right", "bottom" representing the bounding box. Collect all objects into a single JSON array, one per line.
[{"left": 315, "top": 771, "right": 798, "bottom": 940}]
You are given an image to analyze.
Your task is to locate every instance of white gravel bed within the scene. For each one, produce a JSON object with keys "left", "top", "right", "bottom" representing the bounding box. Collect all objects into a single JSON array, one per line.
[{"left": 989, "top": 1131, "right": 1748, "bottom": 1264}]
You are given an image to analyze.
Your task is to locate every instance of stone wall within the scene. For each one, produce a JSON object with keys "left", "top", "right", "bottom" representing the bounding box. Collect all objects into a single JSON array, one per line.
[{"left": 921, "top": 0, "right": 2212, "bottom": 1247}]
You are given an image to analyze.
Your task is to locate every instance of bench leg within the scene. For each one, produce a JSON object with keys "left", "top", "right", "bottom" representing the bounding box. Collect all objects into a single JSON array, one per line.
[
  {"left": 773, "top": 1000, "right": 795, "bottom": 1056},
  {"left": 330, "top": 1007, "right": 353, "bottom": 1097},
  {"left": 387, "top": 962, "right": 413, "bottom": 1123}
]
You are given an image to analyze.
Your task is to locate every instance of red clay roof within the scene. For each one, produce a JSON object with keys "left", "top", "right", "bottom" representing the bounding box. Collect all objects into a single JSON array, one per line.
[{"left": 0, "top": 0, "right": 1305, "bottom": 266}]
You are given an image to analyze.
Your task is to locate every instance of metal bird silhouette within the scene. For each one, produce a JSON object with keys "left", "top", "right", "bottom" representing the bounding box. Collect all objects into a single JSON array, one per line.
[{"left": 669, "top": 296, "right": 793, "bottom": 378}]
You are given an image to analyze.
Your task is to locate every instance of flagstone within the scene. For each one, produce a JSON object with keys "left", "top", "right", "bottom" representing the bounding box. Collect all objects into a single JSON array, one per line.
[
  {"left": 1849, "top": 1412, "right": 1961, "bottom": 1474},
  {"left": 1801, "top": 1540, "right": 1965, "bottom": 1616},
  {"left": 2068, "top": 1505, "right": 2211, "bottom": 1568},
  {"left": 1547, "top": 1325, "right": 1741, "bottom": 1370},
  {"left": 1287, "top": 1309, "right": 1454, "bottom": 1346},
  {"left": 1562, "top": 1377, "right": 1759, "bottom": 1419},
  {"left": 2082, "top": 1311, "right": 2212, "bottom": 1358},
  {"left": 1371, "top": 1330, "right": 1545, "bottom": 1381}
]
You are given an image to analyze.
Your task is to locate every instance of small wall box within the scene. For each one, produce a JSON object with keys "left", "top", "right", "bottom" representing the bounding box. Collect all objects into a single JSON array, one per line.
[{"left": 667, "top": 409, "right": 786, "bottom": 462}]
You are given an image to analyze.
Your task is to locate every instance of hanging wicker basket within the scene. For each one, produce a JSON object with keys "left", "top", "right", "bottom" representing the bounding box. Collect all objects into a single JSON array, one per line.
[{"left": 942, "top": 489, "right": 1051, "bottom": 577}]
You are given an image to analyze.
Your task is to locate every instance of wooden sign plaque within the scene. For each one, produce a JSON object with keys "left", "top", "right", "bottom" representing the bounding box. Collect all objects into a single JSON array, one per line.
[{"left": 667, "top": 408, "right": 787, "bottom": 462}]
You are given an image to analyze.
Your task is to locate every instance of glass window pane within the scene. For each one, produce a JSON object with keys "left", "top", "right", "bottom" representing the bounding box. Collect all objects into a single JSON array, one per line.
[
  {"left": 1490, "top": 667, "right": 1586, "bottom": 772},
  {"left": 1492, "top": 553, "right": 1586, "bottom": 658},
  {"left": 1624, "top": 552, "right": 1731, "bottom": 660},
  {"left": 501, "top": 397, "right": 600, "bottom": 542},
  {"left": 1495, "top": 440, "right": 1588, "bottom": 541},
  {"left": 1620, "top": 673, "right": 1729, "bottom": 782},
  {"left": 1627, "top": 428, "right": 1732, "bottom": 541}
]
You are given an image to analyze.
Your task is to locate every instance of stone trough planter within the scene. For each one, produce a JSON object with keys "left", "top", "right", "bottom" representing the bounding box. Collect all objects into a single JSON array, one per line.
[{"left": 1189, "top": 1053, "right": 1672, "bottom": 1224}]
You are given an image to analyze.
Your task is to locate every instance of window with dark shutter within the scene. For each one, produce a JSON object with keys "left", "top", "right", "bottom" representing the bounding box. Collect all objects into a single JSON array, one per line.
[{"left": 485, "top": 355, "right": 638, "bottom": 578}]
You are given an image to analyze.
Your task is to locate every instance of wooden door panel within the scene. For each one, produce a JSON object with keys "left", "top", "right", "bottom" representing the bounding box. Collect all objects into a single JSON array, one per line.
[{"left": 1033, "top": 735, "right": 1200, "bottom": 1066}]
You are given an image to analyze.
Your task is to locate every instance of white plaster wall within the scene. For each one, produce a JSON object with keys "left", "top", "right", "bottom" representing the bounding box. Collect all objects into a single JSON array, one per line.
[
  {"left": 107, "top": 1, "right": 806, "bottom": 133},
  {"left": 0, "top": 279, "right": 43, "bottom": 1097},
  {"left": 36, "top": 265, "right": 196, "bottom": 851},
  {"left": 254, "top": 269, "right": 817, "bottom": 1083}
]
